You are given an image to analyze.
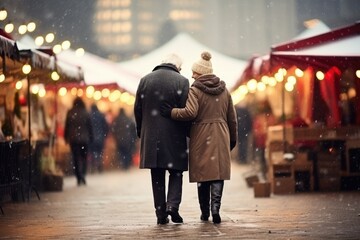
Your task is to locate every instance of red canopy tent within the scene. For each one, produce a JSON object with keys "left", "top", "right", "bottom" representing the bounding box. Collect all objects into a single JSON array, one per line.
[
  {"left": 270, "top": 21, "right": 360, "bottom": 126},
  {"left": 233, "top": 22, "right": 360, "bottom": 127}
]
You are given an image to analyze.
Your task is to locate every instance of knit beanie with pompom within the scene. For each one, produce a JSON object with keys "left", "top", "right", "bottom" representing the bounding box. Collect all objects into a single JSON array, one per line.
[{"left": 191, "top": 51, "right": 213, "bottom": 75}]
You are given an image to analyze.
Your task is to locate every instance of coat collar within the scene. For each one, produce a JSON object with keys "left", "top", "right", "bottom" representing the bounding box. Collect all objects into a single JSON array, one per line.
[{"left": 152, "top": 63, "right": 180, "bottom": 73}]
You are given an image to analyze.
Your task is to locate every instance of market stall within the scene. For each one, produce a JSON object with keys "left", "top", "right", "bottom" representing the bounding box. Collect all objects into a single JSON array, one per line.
[{"left": 233, "top": 22, "right": 360, "bottom": 193}]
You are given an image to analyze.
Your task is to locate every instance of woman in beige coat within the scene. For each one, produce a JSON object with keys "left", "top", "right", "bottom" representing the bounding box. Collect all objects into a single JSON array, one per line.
[{"left": 161, "top": 52, "right": 237, "bottom": 224}]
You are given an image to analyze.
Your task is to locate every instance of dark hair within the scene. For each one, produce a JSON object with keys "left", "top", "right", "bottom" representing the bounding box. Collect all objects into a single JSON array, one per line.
[{"left": 73, "top": 97, "right": 85, "bottom": 109}]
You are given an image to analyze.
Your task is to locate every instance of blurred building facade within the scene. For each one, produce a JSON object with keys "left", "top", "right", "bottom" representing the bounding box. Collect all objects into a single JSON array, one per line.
[
  {"left": 93, "top": 0, "right": 298, "bottom": 60},
  {"left": 2, "top": 0, "right": 360, "bottom": 61},
  {"left": 92, "top": 0, "right": 359, "bottom": 61}
]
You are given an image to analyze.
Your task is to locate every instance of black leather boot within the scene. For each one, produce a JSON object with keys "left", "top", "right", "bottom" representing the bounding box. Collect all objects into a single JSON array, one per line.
[
  {"left": 156, "top": 203, "right": 169, "bottom": 225},
  {"left": 197, "top": 182, "right": 210, "bottom": 221},
  {"left": 211, "top": 180, "right": 224, "bottom": 224},
  {"left": 166, "top": 206, "right": 183, "bottom": 223}
]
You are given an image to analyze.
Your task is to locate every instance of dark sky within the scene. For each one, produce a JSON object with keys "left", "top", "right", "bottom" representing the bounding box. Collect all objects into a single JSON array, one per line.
[{"left": 3, "top": 0, "right": 97, "bottom": 54}]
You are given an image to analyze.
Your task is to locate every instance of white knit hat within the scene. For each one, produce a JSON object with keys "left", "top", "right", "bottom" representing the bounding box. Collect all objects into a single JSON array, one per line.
[{"left": 192, "top": 51, "right": 213, "bottom": 75}]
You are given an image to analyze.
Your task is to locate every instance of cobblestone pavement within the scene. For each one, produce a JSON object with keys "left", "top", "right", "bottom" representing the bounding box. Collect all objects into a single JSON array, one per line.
[{"left": 0, "top": 163, "right": 359, "bottom": 239}]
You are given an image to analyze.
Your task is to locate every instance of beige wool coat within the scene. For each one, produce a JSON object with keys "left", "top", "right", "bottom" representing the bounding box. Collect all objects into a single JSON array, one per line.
[{"left": 171, "top": 74, "right": 238, "bottom": 182}]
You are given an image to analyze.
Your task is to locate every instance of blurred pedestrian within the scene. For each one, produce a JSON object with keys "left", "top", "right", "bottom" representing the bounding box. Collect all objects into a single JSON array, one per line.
[
  {"left": 134, "top": 53, "right": 190, "bottom": 225},
  {"left": 253, "top": 100, "right": 277, "bottom": 179},
  {"left": 161, "top": 51, "right": 237, "bottom": 224},
  {"left": 236, "top": 104, "right": 253, "bottom": 164},
  {"left": 64, "top": 97, "right": 93, "bottom": 186},
  {"left": 111, "top": 108, "right": 136, "bottom": 170},
  {"left": 89, "top": 103, "right": 108, "bottom": 173}
]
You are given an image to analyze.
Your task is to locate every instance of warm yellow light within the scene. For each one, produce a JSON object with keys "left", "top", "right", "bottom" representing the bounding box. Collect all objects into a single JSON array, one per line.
[
  {"left": 247, "top": 79, "right": 257, "bottom": 93},
  {"left": 53, "top": 44, "right": 62, "bottom": 54},
  {"left": 120, "top": 92, "right": 131, "bottom": 103},
  {"left": 35, "top": 36, "right": 44, "bottom": 46},
  {"left": 70, "top": 87, "right": 77, "bottom": 96},
  {"left": 31, "top": 85, "right": 40, "bottom": 94},
  {"left": 127, "top": 95, "right": 135, "bottom": 105},
  {"left": 5, "top": 23, "right": 14, "bottom": 33},
  {"left": 109, "top": 90, "right": 121, "bottom": 102},
  {"left": 15, "top": 81, "right": 23, "bottom": 90},
  {"left": 45, "top": 33, "right": 55, "bottom": 43},
  {"left": 268, "top": 77, "right": 276, "bottom": 87},
  {"left": 51, "top": 71, "right": 60, "bottom": 81},
  {"left": 0, "top": 74, "right": 5, "bottom": 82},
  {"left": 348, "top": 88, "right": 356, "bottom": 98},
  {"left": 275, "top": 72, "right": 284, "bottom": 82},
  {"left": 278, "top": 68, "right": 287, "bottom": 76},
  {"left": 77, "top": 89, "right": 84, "bottom": 97},
  {"left": 316, "top": 71, "right": 325, "bottom": 80},
  {"left": 61, "top": 40, "right": 71, "bottom": 50},
  {"left": 86, "top": 86, "right": 95, "bottom": 97},
  {"left": 18, "top": 24, "right": 27, "bottom": 34},
  {"left": 27, "top": 22, "right": 36, "bottom": 32},
  {"left": 257, "top": 82, "right": 266, "bottom": 91},
  {"left": 38, "top": 88, "right": 46, "bottom": 97},
  {"left": 58, "top": 87, "right": 67, "bottom": 96},
  {"left": 287, "top": 76, "right": 297, "bottom": 85},
  {"left": 0, "top": 9, "right": 7, "bottom": 21},
  {"left": 75, "top": 48, "right": 85, "bottom": 57},
  {"left": 356, "top": 70, "right": 360, "bottom": 78},
  {"left": 93, "top": 91, "right": 102, "bottom": 101},
  {"left": 239, "top": 85, "right": 248, "bottom": 95},
  {"left": 285, "top": 82, "right": 294, "bottom": 92},
  {"left": 22, "top": 64, "right": 31, "bottom": 74},
  {"left": 295, "top": 68, "right": 304, "bottom": 77},
  {"left": 261, "top": 75, "right": 269, "bottom": 84},
  {"left": 101, "top": 88, "right": 110, "bottom": 98}
]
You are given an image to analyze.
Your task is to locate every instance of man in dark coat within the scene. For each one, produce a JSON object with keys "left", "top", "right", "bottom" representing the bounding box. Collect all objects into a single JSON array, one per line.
[
  {"left": 236, "top": 105, "right": 253, "bottom": 164},
  {"left": 134, "top": 53, "right": 189, "bottom": 225},
  {"left": 64, "top": 97, "right": 93, "bottom": 186},
  {"left": 111, "top": 108, "right": 136, "bottom": 170},
  {"left": 89, "top": 104, "right": 108, "bottom": 172}
]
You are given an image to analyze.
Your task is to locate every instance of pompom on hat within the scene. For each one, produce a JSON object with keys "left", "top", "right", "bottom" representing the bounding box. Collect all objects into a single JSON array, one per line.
[{"left": 192, "top": 51, "right": 213, "bottom": 75}]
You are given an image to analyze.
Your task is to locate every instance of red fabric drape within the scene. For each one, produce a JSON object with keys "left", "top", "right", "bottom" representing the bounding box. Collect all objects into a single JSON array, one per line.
[
  {"left": 319, "top": 67, "right": 341, "bottom": 127},
  {"left": 296, "top": 67, "right": 314, "bottom": 124}
]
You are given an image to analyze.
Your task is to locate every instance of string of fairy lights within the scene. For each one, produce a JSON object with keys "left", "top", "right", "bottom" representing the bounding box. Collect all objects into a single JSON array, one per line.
[
  {"left": 1, "top": 7, "right": 135, "bottom": 105},
  {"left": 231, "top": 66, "right": 360, "bottom": 106}
]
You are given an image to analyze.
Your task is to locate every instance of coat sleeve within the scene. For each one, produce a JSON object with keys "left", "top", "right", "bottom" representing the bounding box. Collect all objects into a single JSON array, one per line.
[
  {"left": 171, "top": 87, "right": 199, "bottom": 121},
  {"left": 227, "top": 93, "right": 238, "bottom": 143},
  {"left": 134, "top": 79, "right": 144, "bottom": 138}
]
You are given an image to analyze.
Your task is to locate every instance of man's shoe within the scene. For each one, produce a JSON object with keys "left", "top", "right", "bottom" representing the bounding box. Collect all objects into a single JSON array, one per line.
[
  {"left": 212, "top": 213, "right": 221, "bottom": 224},
  {"left": 200, "top": 214, "right": 209, "bottom": 221},
  {"left": 157, "top": 217, "right": 169, "bottom": 225},
  {"left": 166, "top": 206, "right": 183, "bottom": 223}
]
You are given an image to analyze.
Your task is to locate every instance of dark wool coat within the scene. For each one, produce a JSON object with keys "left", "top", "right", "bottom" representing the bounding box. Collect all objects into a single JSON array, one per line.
[
  {"left": 64, "top": 104, "right": 93, "bottom": 145},
  {"left": 171, "top": 74, "right": 238, "bottom": 182},
  {"left": 134, "top": 64, "right": 190, "bottom": 170},
  {"left": 111, "top": 109, "right": 137, "bottom": 152}
]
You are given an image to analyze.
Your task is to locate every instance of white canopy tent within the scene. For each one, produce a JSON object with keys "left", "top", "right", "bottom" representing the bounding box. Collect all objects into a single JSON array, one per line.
[
  {"left": 57, "top": 49, "right": 139, "bottom": 94},
  {"left": 19, "top": 35, "right": 139, "bottom": 94},
  {"left": 117, "top": 33, "right": 247, "bottom": 90}
]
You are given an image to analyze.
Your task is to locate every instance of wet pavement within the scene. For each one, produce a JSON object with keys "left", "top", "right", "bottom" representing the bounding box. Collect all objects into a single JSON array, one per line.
[{"left": 0, "top": 163, "right": 359, "bottom": 239}]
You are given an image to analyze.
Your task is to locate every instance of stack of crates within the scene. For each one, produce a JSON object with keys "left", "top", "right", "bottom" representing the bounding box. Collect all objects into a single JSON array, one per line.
[
  {"left": 271, "top": 163, "right": 295, "bottom": 194},
  {"left": 317, "top": 151, "right": 341, "bottom": 191}
]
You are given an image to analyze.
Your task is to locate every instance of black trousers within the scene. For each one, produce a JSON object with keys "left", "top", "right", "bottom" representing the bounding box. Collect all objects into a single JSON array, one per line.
[
  {"left": 70, "top": 143, "right": 88, "bottom": 184},
  {"left": 151, "top": 168, "right": 183, "bottom": 218}
]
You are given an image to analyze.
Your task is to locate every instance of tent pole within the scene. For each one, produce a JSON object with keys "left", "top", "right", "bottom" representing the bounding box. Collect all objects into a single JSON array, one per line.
[
  {"left": 26, "top": 74, "right": 40, "bottom": 201},
  {"left": 282, "top": 79, "right": 287, "bottom": 152}
]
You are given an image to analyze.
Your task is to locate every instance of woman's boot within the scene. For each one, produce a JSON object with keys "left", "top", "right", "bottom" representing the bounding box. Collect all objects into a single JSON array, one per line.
[
  {"left": 197, "top": 182, "right": 210, "bottom": 221},
  {"left": 210, "top": 180, "right": 224, "bottom": 224}
]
